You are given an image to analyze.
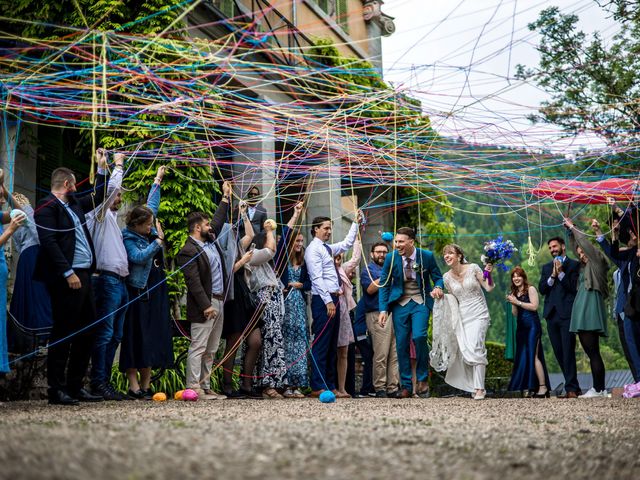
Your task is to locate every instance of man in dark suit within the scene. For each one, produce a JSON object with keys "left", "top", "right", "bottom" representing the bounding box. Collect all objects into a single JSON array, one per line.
[
  {"left": 538, "top": 236, "right": 581, "bottom": 397},
  {"left": 238, "top": 185, "right": 267, "bottom": 237},
  {"left": 378, "top": 227, "right": 444, "bottom": 398},
  {"left": 35, "top": 152, "right": 109, "bottom": 405},
  {"left": 176, "top": 181, "right": 231, "bottom": 400}
]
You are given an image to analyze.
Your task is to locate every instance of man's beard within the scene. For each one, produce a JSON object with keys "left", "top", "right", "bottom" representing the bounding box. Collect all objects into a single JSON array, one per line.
[{"left": 204, "top": 231, "right": 215, "bottom": 243}]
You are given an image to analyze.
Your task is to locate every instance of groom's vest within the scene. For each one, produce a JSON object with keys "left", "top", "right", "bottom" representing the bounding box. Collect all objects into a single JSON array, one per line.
[{"left": 399, "top": 278, "right": 424, "bottom": 306}]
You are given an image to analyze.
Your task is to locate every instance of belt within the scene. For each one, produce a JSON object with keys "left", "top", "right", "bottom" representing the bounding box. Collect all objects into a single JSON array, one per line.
[
  {"left": 96, "top": 270, "right": 127, "bottom": 282},
  {"left": 211, "top": 293, "right": 225, "bottom": 301}
]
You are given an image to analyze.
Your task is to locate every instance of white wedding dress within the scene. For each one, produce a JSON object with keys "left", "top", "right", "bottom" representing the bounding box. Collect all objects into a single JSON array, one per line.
[{"left": 431, "top": 263, "right": 490, "bottom": 392}]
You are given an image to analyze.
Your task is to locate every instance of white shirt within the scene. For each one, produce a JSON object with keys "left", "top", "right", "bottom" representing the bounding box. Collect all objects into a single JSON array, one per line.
[
  {"left": 305, "top": 222, "right": 359, "bottom": 305},
  {"left": 86, "top": 167, "right": 129, "bottom": 277}
]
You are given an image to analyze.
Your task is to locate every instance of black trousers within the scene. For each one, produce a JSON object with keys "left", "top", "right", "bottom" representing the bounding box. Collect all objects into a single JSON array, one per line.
[
  {"left": 346, "top": 336, "right": 374, "bottom": 396},
  {"left": 46, "top": 270, "right": 97, "bottom": 393},
  {"left": 546, "top": 312, "right": 580, "bottom": 393}
]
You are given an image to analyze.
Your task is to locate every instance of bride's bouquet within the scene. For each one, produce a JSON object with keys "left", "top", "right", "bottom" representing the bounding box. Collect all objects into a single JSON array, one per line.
[{"left": 481, "top": 235, "right": 517, "bottom": 272}]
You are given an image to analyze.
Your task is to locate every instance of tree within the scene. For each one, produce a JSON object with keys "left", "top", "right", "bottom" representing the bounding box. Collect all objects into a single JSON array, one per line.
[{"left": 516, "top": 2, "right": 640, "bottom": 145}]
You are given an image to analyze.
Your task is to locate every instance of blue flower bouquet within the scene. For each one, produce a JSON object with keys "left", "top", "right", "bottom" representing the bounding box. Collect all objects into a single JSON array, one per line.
[{"left": 481, "top": 236, "right": 517, "bottom": 272}]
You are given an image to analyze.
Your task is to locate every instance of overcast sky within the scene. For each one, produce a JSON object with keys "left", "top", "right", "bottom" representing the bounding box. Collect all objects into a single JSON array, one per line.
[{"left": 381, "top": 0, "right": 617, "bottom": 151}]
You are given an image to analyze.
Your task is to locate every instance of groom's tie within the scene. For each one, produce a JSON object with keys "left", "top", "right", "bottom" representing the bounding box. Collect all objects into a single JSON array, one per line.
[
  {"left": 404, "top": 257, "right": 414, "bottom": 280},
  {"left": 324, "top": 243, "right": 341, "bottom": 284}
]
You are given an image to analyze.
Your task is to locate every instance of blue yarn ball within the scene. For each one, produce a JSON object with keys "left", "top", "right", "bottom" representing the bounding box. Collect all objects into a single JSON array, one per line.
[
  {"left": 381, "top": 232, "right": 394, "bottom": 242},
  {"left": 319, "top": 390, "right": 336, "bottom": 403}
]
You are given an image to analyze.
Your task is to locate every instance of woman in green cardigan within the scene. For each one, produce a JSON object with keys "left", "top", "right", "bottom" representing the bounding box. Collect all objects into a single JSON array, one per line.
[{"left": 564, "top": 217, "right": 609, "bottom": 398}]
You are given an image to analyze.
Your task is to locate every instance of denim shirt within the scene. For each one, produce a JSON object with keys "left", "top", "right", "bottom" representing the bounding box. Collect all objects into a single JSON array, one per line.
[{"left": 122, "top": 183, "right": 162, "bottom": 289}]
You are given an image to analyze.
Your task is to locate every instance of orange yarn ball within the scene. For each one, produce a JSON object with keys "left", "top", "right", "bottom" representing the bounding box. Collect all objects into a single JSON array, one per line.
[
  {"left": 152, "top": 392, "right": 167, "bottom": 402},
  {"left": 174, "top": 390, "right": 184, "bottom": 400}
]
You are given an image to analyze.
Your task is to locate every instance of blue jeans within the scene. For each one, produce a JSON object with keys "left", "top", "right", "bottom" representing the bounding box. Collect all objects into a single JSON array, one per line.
[
  {"left": 90, "top": 274, "right": 129, "bottom": 387},
  {"left": 391, "top": 300, "right": 430, "bottom": 391}
]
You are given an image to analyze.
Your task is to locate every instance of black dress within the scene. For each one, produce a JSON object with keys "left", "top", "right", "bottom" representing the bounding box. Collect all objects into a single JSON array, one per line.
[
  {"left": 120, "top": 250, "right": 174, "bottom": 370},
  {"left": 222, "top": 268, "right": 260, "bottom": 338}
]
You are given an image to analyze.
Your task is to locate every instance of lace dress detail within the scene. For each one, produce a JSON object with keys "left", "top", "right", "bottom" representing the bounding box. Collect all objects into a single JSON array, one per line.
[{"left": 431, "top": 264, "right": 490, "bottom": 392}]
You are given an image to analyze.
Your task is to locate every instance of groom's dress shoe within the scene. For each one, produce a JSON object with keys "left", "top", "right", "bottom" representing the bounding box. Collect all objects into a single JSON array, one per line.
[
  {"left": 71, "top": 388, "right": 104, "bottom": 402},
  {"left": 48, "top": 389, "right": 80, "bottom": 406}
]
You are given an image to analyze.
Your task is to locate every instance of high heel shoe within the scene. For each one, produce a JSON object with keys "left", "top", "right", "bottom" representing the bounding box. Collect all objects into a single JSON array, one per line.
[{"left": 532, "top": 384, "right": 550, "bottom": 398}]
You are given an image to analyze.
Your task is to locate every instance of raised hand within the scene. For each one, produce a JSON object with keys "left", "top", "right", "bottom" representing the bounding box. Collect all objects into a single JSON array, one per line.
[
  {"left": 563, "top": 217, "right": 575, "bottom": 230},
  {"left": 155, "top": 166, "right": 166, "bottom": 183},
  {"left": 222, "top": 181, "right": 232, "bottom": 197},
  {"left": 113, "top": 153, "right": 125, "bottom": 168},
  {"left": 96, "top": 148, "right": 107, "bottom": 170}
]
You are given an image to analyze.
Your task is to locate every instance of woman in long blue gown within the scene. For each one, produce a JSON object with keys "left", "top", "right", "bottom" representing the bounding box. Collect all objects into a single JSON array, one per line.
[
  {"left": 506, "top": 266, "right": 551, "bottom": 397},
  {"left": 0, "top": 180, "right": 28, "bottom": 373}
]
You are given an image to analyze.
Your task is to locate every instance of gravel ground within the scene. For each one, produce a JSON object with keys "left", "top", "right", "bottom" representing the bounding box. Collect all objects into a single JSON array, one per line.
[{"left": 0, "top": 397, "right": 638, "bottom": 480}]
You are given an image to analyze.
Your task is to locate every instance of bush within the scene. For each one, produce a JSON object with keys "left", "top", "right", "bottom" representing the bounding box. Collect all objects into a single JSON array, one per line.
[{"left": 110, "top": 337, "right": 239, "bottom": 397}]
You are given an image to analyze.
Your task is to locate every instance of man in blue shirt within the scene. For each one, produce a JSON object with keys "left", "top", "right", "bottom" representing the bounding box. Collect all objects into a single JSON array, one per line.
[{"left": 361, "top": 241, "right": 399, "bottom": 397}]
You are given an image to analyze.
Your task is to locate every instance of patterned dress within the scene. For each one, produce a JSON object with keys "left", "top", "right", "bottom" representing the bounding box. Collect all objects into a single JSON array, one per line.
[
  {"left": 257, "top": 286, "right": 287, "bottom": 389},
  {"left": 282, "top": 264, "right": 309, "bottom": 387}
]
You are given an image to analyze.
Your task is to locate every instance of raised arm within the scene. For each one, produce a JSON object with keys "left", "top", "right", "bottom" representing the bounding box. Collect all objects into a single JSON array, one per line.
[
  {"left": 210, "top": 181, "right": 231, "bottom": 237},
  {"left": 88, "top": 151, "right": 124, "bottom": 220},
  {"left": 474, "top": 263, "right": 495, "bottom": 292},
  {"left": 78, "top": 148, "right": 109, "bottom": 214},
  {"left": 327, "top": 209, "right": 363, "bottom": 255},
  {"left": 238, "top": 201, "right": 255, "bottom": 250},
  {"left": 146, "top": 165, "right": 165, "bottom": 216},
  {"left": 342, "top": 239, "right": 362, "bottom": 277}
]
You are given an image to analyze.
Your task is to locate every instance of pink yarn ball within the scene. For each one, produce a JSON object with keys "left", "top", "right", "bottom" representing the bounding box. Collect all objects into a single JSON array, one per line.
[{"left": 182, "top": 389, "right": 198, "bottom": 401}]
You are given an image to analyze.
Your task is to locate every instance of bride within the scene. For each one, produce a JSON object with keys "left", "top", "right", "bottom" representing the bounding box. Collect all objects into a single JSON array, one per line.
[{"left": 430, "top": 244, "right": 494, "bottom": 400}]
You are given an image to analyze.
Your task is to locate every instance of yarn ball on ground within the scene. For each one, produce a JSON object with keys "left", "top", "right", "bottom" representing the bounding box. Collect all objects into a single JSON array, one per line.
[
  {"left": 174, "top": 390, "right": 184, "bottom": 400},
  {"left": 319, "top": 390, "right": 336, "bottom": 403},
  {"left": 182, "top": 389, "right": 198, "bottom": 401},
  {"left": 152, "top": 392, "right": 167, "bottom": 402}
]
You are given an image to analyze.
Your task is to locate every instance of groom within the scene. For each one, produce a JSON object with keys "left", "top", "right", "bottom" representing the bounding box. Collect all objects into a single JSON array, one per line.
[{"left": 379, "top": 227, "right": 444, "bottom": 398}]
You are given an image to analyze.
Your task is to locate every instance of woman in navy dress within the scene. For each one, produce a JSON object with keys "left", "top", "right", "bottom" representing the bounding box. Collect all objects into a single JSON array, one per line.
[
  {"left": 506, "top": 266, "right": 551, "bottom": 397},
  {"left": 0, "top": 178, "right": 27, "bottom": 372}
]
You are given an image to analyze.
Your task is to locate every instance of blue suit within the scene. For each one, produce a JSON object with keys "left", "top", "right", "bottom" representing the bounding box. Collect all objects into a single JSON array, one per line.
[{"left": 379, "top": 248, "right": 444, "bottom": 391}]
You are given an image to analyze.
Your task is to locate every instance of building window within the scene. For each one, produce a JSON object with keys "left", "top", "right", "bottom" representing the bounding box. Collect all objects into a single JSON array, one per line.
[
  {"left": 211, "top": 0, "right": 235, "bottom": 17},
  {"left": 335, "top": 0, "right": 349, "bottom": 33},
  {"left": 313, "top": 0, "right": 349, "bottom": 34}
]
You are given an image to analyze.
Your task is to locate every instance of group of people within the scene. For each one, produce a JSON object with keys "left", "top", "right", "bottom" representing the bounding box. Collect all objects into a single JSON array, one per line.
[{"left": 1, "top": 151, "right": 639, "bottom": 404}]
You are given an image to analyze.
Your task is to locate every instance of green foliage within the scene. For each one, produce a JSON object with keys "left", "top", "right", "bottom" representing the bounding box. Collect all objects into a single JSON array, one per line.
[
  {"left": 516, "top": 3, "right": 640, "bottom": 144},
  {"left": 110, "top": 337, "right": 239, "bottom": 396},
  {"left": 486, "top": 341, "right": 512, "bottom": 378}
]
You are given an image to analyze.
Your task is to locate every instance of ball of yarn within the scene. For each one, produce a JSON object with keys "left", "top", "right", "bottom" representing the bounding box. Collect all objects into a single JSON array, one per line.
[
  {"left": 263, "top": 218, "right": 277, "bottom": 230},
  {"left": 319, "top": 390, "right": 336, "bottom": 403},
  {"left": 10, "top": 209, "right": 26, "bottom": 222},
  {"left": 174, "top": 390, "right": 184, "bottom": 400},
  {"left": 152, "top": 392, "right": 167, "bottom": 402},
  {"left": 182, "top": 388, "right": 198, "bottom": 401},
  {"left": 381, "top": 232, "right": 394, "bottom": 242}
]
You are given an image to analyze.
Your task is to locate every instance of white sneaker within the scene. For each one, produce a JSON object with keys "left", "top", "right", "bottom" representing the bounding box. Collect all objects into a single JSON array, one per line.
[{"left": 579, "top": 387, "right": 607, "bottom": 398}]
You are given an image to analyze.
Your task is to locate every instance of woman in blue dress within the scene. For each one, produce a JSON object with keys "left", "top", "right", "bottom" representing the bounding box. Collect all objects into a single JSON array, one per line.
[
  {"left": 506, "top": 266, "right": 551, "bottom": 397},
  {"left": 282, "top": 231, "right": 309, "bottom": 398},
  {"left": 0, "top": 178, "right": 27, "bottom": 373}
]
